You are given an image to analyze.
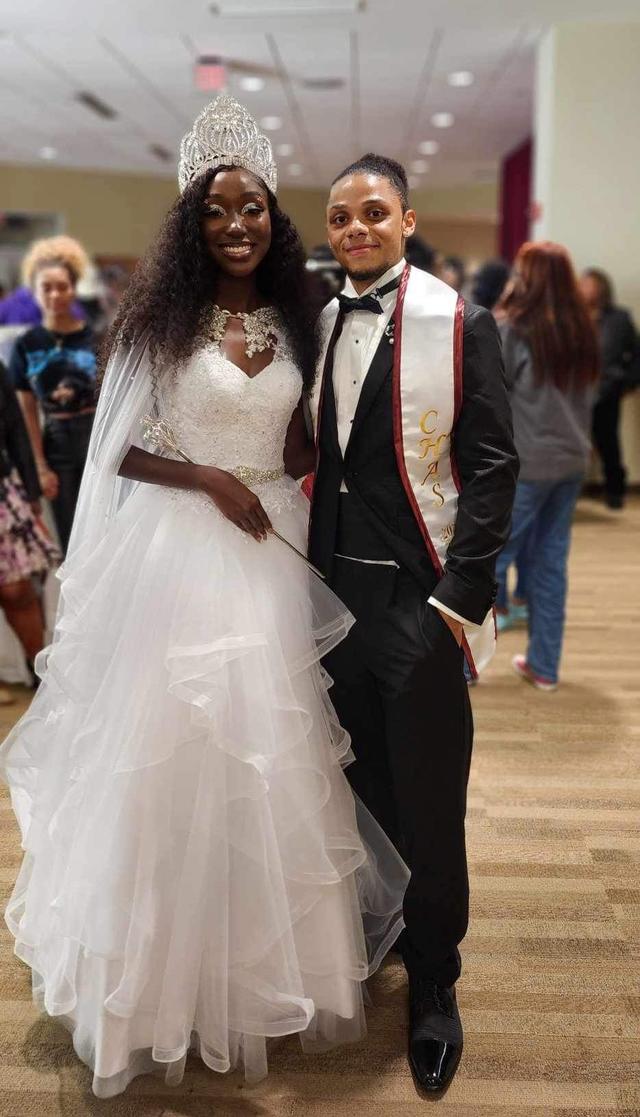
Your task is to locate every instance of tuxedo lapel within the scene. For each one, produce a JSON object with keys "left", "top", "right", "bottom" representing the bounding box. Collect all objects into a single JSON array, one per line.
[
  {"left": 317, "top": 313, "right": 343, "bottom": 462},
  {"left": 345, "top": 330, "right": 393, "bottom": 456}
]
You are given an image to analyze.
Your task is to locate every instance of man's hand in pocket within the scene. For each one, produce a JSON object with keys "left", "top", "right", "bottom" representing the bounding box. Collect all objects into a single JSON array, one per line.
[{"left": 437, "top": 610, "right": 464, "bottom": 646}]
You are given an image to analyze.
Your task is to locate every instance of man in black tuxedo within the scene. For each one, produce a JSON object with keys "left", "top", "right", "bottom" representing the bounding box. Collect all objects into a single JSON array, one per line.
[{"left": 307, "top": 154, "right": 518, "bottom": 1094}]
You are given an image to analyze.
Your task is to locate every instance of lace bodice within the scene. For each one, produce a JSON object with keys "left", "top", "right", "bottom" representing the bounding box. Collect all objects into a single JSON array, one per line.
[{"left": 160, "top": 333, "right": 301, "bottom": 474}]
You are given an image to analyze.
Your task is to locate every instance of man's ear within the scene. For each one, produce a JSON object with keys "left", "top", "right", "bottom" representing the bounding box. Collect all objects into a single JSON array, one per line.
[{"left": 402, "top": 208, "right": 417, "bottom": 240}]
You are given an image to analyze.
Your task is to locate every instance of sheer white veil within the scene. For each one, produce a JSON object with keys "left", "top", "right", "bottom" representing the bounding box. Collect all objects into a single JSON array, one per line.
[{"left": 60, "top": 330, "right": 157, "bottom": 580}]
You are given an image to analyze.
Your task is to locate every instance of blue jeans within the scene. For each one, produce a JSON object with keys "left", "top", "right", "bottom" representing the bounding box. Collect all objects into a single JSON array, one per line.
[
  {"left": 496, "top": 525, "right": 534, "bottom": 610},
  {"left": 514, "top": 527, "right": 534, "bottom": 602},
  {"left": 495, "top": 476, "right": 583, "bottom": 683}
]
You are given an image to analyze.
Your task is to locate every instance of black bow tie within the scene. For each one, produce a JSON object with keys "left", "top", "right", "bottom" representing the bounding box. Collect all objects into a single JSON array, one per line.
[
  {"left": 337, "top": 273, "right": 403, "bottom": 316},
  {"left": 338, "top": 292, "right": 383, "bottom": 315}
]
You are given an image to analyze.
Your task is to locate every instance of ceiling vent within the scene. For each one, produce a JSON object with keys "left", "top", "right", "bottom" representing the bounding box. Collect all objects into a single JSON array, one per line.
[
  {"left": 300, "top": 77, "right": 345, "bottom": 90},
  {"left": 75, "top": 92, "right": 118, "bottom": 120},
  {"left": 150, "top": 145, "right": 172, "bottom": 163}
]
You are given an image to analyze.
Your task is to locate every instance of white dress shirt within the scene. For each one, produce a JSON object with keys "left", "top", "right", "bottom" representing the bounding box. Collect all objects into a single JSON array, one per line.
[
  {"left": 333, "top": 259, "right": 405, "bottom": 469},
  {"left": 332, "top": 259, "right": 476, "bottom": 629}
]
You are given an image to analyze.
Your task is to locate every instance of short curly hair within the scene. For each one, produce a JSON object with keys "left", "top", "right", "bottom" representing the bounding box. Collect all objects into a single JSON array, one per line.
[
  {"left": 106, "top": 167, "right": 321, "bottom": 392},
  {"left": 22, "top": 235, "right": 90, "bottom": 288}
]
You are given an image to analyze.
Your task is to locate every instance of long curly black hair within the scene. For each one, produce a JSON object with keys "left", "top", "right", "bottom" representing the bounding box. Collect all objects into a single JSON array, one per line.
[{"left": 104, "top": 168, "right": 321, "bottom": 392}]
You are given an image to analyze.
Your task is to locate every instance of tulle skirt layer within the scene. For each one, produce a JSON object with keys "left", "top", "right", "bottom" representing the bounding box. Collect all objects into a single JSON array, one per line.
[{"left": 0, "top": 478, "right": 408, "bottom": 1096}]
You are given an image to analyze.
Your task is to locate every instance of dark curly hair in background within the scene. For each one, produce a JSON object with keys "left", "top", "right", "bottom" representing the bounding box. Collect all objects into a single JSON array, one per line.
[{"left": 104, "top": 168, "right": 320, "bottom": 392}]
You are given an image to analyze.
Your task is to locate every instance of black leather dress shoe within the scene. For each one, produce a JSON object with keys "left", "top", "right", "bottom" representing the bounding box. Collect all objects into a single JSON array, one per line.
[{"left": 407, "top": 977, "right": 463, "bottom": 1095}]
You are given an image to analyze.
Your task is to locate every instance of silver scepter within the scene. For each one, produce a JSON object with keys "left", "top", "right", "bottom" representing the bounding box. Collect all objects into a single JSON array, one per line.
[{"left": 140, "top": 415, "right": 325, "bottom": 579}]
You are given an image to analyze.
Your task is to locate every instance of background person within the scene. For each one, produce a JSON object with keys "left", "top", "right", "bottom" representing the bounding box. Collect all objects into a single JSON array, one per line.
[
  {"left": 440, "top": 254, "right": 465, "bottom": 292},
  {"left": 471, "top": 259, "right": 510, "bottom": 312},
  {"left": 9, "top": 236, "right": 97, "bottom": 553},
  {"left": 496, "top": 242, "right": 599, "bottom": 690},
  {"left": 580, "top": 267, "right": 640, "bottom": 509},
  {"left": 0, "top": 361, "right": 59, "bottom": 701},
  {"left": 404, "top": 233, "right": 438, "bottom": 274}
]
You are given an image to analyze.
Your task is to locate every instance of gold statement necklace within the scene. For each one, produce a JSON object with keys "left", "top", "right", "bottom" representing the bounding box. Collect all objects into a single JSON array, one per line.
[{"left": 210, "top": 305, "right": 280, "bottom": 358}]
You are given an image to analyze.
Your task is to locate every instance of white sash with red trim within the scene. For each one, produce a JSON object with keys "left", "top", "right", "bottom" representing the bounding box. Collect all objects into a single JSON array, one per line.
[{"left": 311, "top": 264, "right": 496, "bottom": 675}]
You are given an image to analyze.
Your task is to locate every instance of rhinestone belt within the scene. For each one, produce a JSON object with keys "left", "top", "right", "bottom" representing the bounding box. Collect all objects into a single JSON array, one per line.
[{"left": 230, "top": 465, "right": 285, "bottom": 485}]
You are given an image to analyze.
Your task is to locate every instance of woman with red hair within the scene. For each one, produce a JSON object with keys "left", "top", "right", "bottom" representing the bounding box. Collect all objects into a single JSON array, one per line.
[{"left": 495, "top": 241, "right": 599, "bottom": 690}]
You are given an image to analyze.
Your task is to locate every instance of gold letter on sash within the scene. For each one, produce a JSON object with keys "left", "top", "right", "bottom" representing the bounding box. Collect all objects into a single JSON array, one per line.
[
  {"left": 432, "top": 483, "right": 445, "bottom": 507},
  {"left": 419, "top": 409, "right": 438, "bottom": 435}
]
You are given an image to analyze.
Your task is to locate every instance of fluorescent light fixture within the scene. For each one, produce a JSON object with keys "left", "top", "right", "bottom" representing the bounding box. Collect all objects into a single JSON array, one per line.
[
  {"left": 40, "top": 146, "right": 57, "bottom": 160},
  {"left": 410, "top": 160, "right": 429, "bottom": 174},
  {"left": 240, "top": 76, "right": 265, "bottom": 92},
  {"left": 276, "top": 143, "right": 294, "bottom": 156},
  {"left": 448, "top": 70, "right": 474, "bottom": 87},
  {"left": 418, "top": 140, "right": 439, "bottom": 156},
  {"left": 211, "top": 1, "right": 365, "bottom": 15},
  {"left": 260, "top": 115, "right": 283, "bottom": 131},
  {"left": 431, "top": 112, "right": 454, "bottom": 128},
  {"left": 288, "top": 163, "right": 303, "bottom": 176}
]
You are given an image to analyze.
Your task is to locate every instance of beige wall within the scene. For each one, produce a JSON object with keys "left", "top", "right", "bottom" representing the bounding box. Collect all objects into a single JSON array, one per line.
[
  {"left": 0, "top": 164, "right": 178, "bottom": 259},
  {"left": 533, "top": 22, "right": 640, "bottom": 482},
  {"left": 0, "top": 162, "right": 498, "bottom": 263},
  {"left": 411, "top": 182, "right": 499, "bottom": 223},
  {"left": 417, "top": 218, "right": 497, "bottom": 263}
]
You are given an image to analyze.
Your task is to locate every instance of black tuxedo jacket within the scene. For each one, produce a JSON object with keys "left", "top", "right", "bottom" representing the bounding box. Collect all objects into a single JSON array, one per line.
[{"left": 308, "top": 301, "right": 519, "bottom": 626}]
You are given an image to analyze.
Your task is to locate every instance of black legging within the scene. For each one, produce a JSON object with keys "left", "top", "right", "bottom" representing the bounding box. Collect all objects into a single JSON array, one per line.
[
  {"left": 592, "top": 390, "right": 626, "bottom": 501},
  {"left": 43, "top": 412, "right": 94, "bottom": 553}
]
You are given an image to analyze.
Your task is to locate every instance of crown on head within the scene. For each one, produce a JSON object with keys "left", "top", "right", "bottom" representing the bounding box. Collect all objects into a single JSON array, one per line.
[{"left": 178, "top": 95, "right": 278, "bottom": 196}]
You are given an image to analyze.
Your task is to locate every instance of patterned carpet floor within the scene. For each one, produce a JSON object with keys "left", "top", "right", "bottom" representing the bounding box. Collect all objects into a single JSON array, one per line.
[{"left": 0, "top": 496, "right": 638, "bottom": 1116}]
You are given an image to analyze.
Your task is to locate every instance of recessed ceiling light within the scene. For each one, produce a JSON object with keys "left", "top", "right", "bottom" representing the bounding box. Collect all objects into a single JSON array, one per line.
[
  {"left": 276, "top": 143, "right": 294, "bottom": 156},
  {"left": 448, "top": 70, "right": 474, "bottom": 87},
  {"left": 288, "top": 163, "right": 303, "bottom": 176},
  {"left": 410, "top": 159, "right": 429, "bottom": 174},
  {"left": 240, "top": 75, "right": 265, "bottom": 92},
  {"left": 40, "top": 146, "right": 57, "bottom": 160},
  {"left": 418, "top": 140, "right": 439, "bottom": 156},
  {"left": 431, "top": 112, "right": 454, "bottom": 128},
  {"left": 259, "top": 115, "right": 282, "bottom": 130}
]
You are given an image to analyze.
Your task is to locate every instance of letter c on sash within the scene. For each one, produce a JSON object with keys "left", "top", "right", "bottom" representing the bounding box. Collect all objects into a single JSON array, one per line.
[{"left": 419, "top": 409, "right": 438, "bottom": 436}]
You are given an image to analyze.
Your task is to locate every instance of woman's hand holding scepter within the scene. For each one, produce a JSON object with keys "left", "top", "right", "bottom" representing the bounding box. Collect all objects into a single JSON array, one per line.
[{"left": 140, "top": 416, "right": 324, "bottom": 577}]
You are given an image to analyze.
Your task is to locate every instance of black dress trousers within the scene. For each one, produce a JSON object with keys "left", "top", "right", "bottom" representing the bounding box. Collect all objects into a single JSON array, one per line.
[{"left": 323, "top": 555, "right": 473, "bottom": 988}]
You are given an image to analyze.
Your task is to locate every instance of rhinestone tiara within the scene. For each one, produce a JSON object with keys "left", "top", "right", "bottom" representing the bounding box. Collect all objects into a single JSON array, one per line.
[{"left": 178, "top": 95, "right": 278, "bottom": 196}]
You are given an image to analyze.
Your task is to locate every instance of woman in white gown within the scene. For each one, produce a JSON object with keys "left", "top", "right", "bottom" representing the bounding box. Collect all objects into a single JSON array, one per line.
[{"left": 0, "top": 97, "right": 408, "bottom": 1096}]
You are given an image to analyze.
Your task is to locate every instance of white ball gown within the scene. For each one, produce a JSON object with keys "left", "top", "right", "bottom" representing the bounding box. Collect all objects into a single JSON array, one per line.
[{"left": 0, "top": 325, "right": 408, "bottom": 1097}]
